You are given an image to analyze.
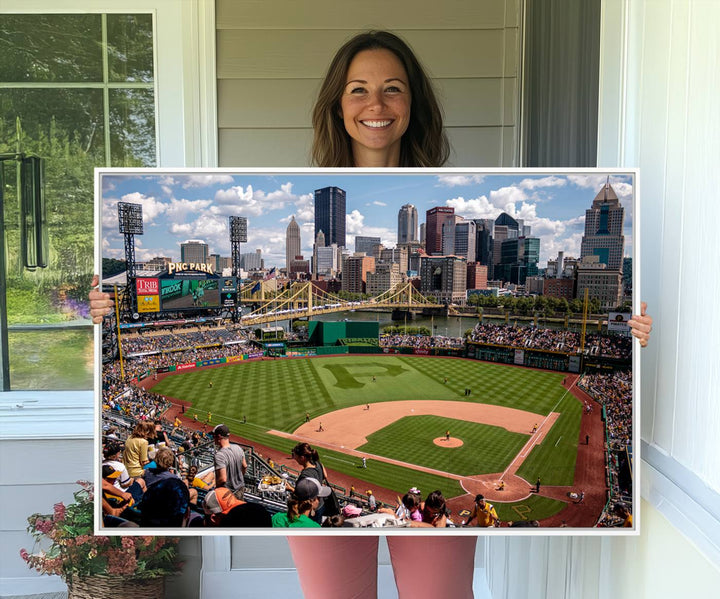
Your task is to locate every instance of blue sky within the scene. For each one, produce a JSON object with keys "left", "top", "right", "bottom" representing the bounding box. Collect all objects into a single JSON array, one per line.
[{"left": 100, "top": 171, "right": 634, "bottom": 269}]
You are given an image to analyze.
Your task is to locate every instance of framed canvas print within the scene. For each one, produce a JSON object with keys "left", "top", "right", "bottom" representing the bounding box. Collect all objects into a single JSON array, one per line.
[{"left": 95, "top": 167, "right": 638, "bottom": 536}]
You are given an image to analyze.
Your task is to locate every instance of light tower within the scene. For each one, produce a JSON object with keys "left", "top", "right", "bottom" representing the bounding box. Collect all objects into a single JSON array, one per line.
[
  {"left": 229, "top": 216, "right": 248, "bottom": 278},
  {"left": 118, "top": 201, "right": 143, "bottom": 317}
]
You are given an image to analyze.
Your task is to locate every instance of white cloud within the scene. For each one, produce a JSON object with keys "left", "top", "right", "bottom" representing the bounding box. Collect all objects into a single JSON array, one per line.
[
  {"left": 372, "top": 200, "right": 387, "bottom": 206},
  {"left": 567, "top": 174, "right": 632, "bottom": 199},
  {"left": 445, "top": 195, "right": 499, "bottom": 219},
  {"left": 488, "top": 186, "right": 529, "bottom": 211},
  {"left": 436, "top": 174, "right": 486, "bottom": 187},
  {"left": 213, "top": 182, "right": 311, "bottom": 218},
  {"left": 165, "top": 198, "right": 214, "bottom": 222},
  {"left": 168, "top": 222, "right": 194, "bottom": 237},
  {"left": 518, "top": 176, "right": 567, "bottom": 190},
  {"left": 294, "top": 194, "right": 316, "bottom": 223},
  {"left": 540, "top": 232, "right": 584, "bottom": 266},
  {"left": 346, "top": 210, "right": 365, "bottom": 235},
  {"left": 214, "top": 185, "right": 266, "bottom": 217},
  {"left": 119, "top": 192, "right": 167, "bottom": 223},
  {"left": 245, "top": 227, "right": 294, "bottom": 267},
  {"left": 182, "top": 174, "right": 235, "bottom": 188}
]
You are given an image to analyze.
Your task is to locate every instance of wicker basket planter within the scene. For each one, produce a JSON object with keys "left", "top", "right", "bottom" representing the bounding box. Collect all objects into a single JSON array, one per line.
[{"left": 67, "top": 576, "right": 165, "bottom": 599}]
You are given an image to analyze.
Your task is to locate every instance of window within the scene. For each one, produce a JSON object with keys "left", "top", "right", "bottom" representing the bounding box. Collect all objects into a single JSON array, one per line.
[{"left": 0, "top": 13, "right": 156, "bottom": 390}]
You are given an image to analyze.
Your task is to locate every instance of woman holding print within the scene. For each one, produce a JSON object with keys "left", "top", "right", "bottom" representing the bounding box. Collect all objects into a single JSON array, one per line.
[{"left": 90, "top": 30, "right": 652, "bottom": 598}]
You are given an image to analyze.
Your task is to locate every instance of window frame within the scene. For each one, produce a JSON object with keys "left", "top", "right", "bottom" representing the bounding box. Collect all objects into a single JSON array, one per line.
[{"left": 0, "top": 0, "right": 216, "bottom": 419}]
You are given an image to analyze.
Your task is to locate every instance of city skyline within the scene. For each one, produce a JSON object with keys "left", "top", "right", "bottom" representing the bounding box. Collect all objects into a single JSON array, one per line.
[{"left": 100, "top": 171, "right": 634, "bottom": 271}]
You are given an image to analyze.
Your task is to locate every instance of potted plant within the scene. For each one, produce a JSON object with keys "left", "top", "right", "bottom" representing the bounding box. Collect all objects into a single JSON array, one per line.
[{"left": 20, "top": 480, "right": 182, "bottom": 598}]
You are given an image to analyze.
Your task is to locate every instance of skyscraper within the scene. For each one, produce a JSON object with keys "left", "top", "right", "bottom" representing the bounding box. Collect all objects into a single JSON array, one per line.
[
  {"left": 397, "top": 204, "right": 418, "bottom": 244},
  {"left": 342, "top": 255, "right": 375, "bottom": 294},
  {"left": 492, "top": 213, "right": 520, "bottom": 274},
  {"left": 498, "top": 237, "right": 540, "bottom": 284},
  {"left": 425, "top": 206, "right": 454, "bottom": 255},
  {"left": 355, "top": 236, "right": 382, "bottom": 255},
  {"left": 580, "top": 182, "right": 625, "bottom": 271},
  {"left": 312, "top": 230, "right": 325, "bottom": 279},
  {"left": 180, "top": 240, "right": 209, "bottom": 264},
  {"left": 453, "top": 219, "right": 477, "bottom": 262},
  {"left": 420, "top": 256, "right": 467, "bottom": 304},
  {"left": 474, "top": 218, "right": 494, "bottom": 275},
  {"left": 314, "top": 186, "right": 346, "bottom": 248},
  {"left": 285, "top": 216, "right": 301, "bottom": 272}
]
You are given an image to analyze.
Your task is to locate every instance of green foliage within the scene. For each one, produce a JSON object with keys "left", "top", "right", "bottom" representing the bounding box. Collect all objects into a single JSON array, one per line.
[
  {"left": 336, "top": 338, "right": 379, "bottom": 346},
  {"left": 9, "top": 329, "right": 93, "bottom": 389},
  {"left": 102, "top": 258, "right": 127, "bottom": 278},
  {"left": 381, "top": 325, "right": 431, "bottom": 335},
  {"left": 2, "top": 14, "right": 156, "bottom": 330}
]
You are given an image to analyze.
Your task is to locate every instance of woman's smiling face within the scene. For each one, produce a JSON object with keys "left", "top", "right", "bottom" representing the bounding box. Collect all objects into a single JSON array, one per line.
[{"left": 340, "top": 48, "right": 411, "bottom": 167}]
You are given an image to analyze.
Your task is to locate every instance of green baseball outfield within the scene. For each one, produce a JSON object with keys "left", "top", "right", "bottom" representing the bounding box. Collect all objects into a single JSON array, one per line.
[{"left": 150, "top": 355, "right": 583, "bottom": 521}]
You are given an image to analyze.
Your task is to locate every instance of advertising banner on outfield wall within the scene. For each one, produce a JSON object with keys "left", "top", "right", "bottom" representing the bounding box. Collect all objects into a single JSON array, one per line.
[
  {"left": 608, "top": 312, "right": 632, "bottom": 333},
  {"left": 197, "top": 358, "right": 226, "bottom": 367},
  {"left": 177, "top": 362, "right": 197, "bottom": 371}
]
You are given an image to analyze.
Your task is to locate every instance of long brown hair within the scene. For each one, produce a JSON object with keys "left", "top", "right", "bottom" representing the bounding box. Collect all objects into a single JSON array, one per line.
[
  {"left": 311, "top": 31, "right": 449, "bottom": 167},
  {"left": 291, "top": 442, "right": 319, "bottom": 464},
  {"left": 130, "top": 420, "right": 156, "bottom": 440}
]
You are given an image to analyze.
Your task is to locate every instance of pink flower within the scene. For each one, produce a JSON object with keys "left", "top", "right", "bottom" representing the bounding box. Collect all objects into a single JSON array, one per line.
[
  {"left": 53, "top": 503, "right": 66, "bottom": 522},
  {"left": 121, "top": 537, "right": 135, "bottom": 550},
  {"left": 35, "top": 519, "right": 53, "bottom": 534},
  {"left": 19, "top": 549, "right": 29, "bottom": 562},
  {"left": 107, "top": 547, "right": 137, "bottom": 576}
]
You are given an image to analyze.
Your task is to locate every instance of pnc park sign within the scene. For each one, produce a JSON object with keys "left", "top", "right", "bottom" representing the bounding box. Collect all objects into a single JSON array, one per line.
[{"left": 167, "top": 262, "right": 215, "bottom": 275}]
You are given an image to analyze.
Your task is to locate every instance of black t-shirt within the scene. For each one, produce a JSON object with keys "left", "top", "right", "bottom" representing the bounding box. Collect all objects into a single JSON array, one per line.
[{"left": 297, "top": 462, "right": 325, "bottom": 509}]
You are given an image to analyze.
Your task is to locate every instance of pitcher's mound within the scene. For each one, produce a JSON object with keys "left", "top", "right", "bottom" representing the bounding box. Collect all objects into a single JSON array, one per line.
[{"left": 433, "top": 437, "right": 463, "bottom": 447}]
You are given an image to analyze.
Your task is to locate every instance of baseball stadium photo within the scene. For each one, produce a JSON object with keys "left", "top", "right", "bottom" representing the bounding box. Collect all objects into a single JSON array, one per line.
[{"left": 98, "top": 169, "right": 636, "bottom": 532}]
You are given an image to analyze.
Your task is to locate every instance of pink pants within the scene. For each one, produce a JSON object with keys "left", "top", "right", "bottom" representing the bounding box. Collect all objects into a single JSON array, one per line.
[{"left": 287, "top": 536, "right": 477, "bottom": 599}]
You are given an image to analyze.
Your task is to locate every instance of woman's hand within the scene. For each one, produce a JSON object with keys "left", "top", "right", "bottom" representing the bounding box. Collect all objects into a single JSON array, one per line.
[
  {"left": 627, "top": 301, "right": 653, "bottom": 348},
  {"left": 89, "top": 274, "right": 114, "bottom": 324}
]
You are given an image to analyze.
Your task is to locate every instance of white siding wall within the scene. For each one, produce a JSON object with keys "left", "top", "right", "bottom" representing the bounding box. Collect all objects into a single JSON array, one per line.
[
  {"left": 0, "top": 395, "right": 93, "bottom": 597},
  {"left": 486, "top": 0, "right": 720, "bottom": 596},
  {"left": 216, "top": 0, "right": 522, "bottom": 167}
]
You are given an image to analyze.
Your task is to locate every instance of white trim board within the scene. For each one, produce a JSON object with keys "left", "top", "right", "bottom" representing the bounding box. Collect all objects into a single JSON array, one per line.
[{"left": 640, "top": 449, "right": 720, "bottom": 568}]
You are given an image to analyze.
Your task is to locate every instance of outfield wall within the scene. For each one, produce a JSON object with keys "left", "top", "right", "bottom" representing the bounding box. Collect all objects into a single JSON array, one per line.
[{"left": 466, "top": 342, "right": 630, "bottom": 373}]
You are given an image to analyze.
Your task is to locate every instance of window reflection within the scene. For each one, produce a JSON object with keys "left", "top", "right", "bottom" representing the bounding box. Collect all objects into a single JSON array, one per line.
[{"left": 0, "top": 13, "right": 156, "bottom": 390}]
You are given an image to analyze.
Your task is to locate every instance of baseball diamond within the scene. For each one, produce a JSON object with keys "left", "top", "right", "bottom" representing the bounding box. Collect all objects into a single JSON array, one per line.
[{"left": 147, "top": 354, "right": 604, "bottom": 525}]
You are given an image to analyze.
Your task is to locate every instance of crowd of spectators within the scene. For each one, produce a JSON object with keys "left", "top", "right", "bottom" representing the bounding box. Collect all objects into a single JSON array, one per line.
[
  {"left": 578, "top": 369, "right": 633, "bottom": 524},
  {"left": 102, "top": 385, "right": 170, "bottom": 422},
  {"left": 101, "top": 343, "right": 253, "bottom": 403},
  {"left": 469, "top": 323, "right": 631, "bottom": 360},
  {"left": 578, "top": 370, "right": 632, "bottom": 446},
  {"left": 379, "top": 334, "right": 464, "bottom": 350},
  {"left": 121, "top": 326, "right": 249, "bottom": 355},
  {"left": 585, "top": 333, "right": 632, "bottom": 359}
]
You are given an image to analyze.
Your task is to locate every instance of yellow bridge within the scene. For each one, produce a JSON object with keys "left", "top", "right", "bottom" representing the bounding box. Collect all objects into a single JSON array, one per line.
[{"left": 239, "top": 281, "right": 454, "bottom": 326}]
